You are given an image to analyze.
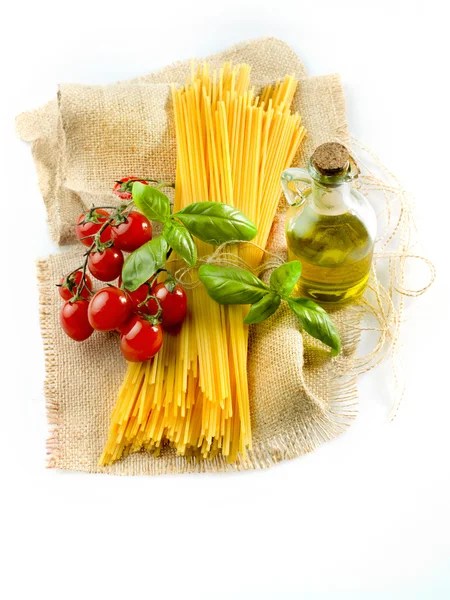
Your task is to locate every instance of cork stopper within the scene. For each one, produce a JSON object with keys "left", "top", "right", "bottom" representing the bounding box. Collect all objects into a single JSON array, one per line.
[{"left": 311, "top": 142, "right": 349, "bottom": 176}]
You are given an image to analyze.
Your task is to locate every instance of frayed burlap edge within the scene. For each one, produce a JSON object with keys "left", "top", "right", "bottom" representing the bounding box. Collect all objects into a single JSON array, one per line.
[
  {"left": 37, "top": 249, "right": 361, "bottom": 475},
  {"left": 34, "top": 63, "right": 360, "bottom": 475},
  {"left": 37, "top": 258, "right": 60, "bottom": 468},
  {"left": 16, "top": 36, "right": 308, "bottom": 246}
]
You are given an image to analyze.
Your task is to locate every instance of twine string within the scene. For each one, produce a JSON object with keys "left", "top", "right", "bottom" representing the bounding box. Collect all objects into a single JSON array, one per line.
[
  {"left": 167, "top": 136, "right": 434, "bottom": 420},
  {"left": 168, "top": 240, "right": 285, "bottom": 289},
  {"left": 345, "top": 136, "right": 435, "bottom": 419}
]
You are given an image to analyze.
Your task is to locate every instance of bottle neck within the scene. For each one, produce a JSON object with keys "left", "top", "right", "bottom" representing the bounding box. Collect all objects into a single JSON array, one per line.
[{"left": 310, "top": 178, "right": 352, "bottom": 215}]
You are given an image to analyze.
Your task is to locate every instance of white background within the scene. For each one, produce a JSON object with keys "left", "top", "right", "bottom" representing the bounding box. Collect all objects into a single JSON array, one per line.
[{"left": 1, "top": 1, "right": 449, "bottom": 598}]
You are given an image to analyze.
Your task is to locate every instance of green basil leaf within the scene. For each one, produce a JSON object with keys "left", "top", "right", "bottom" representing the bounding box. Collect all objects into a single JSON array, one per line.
[
  {"left": 244, "top": 293, "right": 281, "bottom": 324},
  {"left": 198, "top": 264, "right": 269, "bottom": 305},
  {"left": 122, "top": 236, "right": 168, "bottom": 291},
  {"left": 173, "top": 202, "right": 257, "bottom": 245},
  {"left": 132, "top": 182, "right": 171, "bottom": 223},
  {"left": 163, "top": 220, "right": 197, "bottom": 267},
  {"left": 288, "top": 297, "right": 341, "bottom": 356},
  {"left": 270, "top": 261, "right": 302, "bottom": 298}
]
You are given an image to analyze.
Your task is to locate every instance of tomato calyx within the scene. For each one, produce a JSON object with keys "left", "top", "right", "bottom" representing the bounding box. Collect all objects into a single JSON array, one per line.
[
  {"left": 134, "top": 272, "right": 168, "bottom": 314},
  {"left": 56, "top": 272, "right": 79, "bottom": 294},
  {"left": 77, "top": 208, "right": 110, "bottom": 226},
  {"left": 88, "top": 236, "right": 114, "bottom": 254},
  {"left": 163, "top": 276, "right": 177, "bottom": 294},
  {"left": 137, "top": 295, "right": 163, "bottom": 325},
  {"left": 128, "top": 272, "right": 182, "bottom": 324},
  {"left": 57, "top": 267, "right": 93, "bottom": 303},
  {"left": 109, "top": 203, "right": 131, "bottom": 226},
  {"left": 113, "top": 178, "right": 175, "bottom": 196},
  {"left": 114, "top": 178, "right": 151, "bottom": 195},
  {"left": 56, "top": 267, "right": 92, "bottom": 294},
  {"left": 81, "top": 203, "right": 133, "bottom": 246},
  {"left": 77, "top": 202, "right": 135, "bottom": 242}
]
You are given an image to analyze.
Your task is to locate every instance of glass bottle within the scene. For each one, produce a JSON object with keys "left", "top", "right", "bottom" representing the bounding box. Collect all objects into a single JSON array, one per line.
[{"left": 282, "top": 142, "right": 377, "bottom": 304}]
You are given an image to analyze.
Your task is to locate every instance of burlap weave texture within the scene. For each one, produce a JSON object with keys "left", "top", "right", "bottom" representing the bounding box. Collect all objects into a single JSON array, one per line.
[{"left": 23, "top": 38, "right": 360, "bottom": 473}]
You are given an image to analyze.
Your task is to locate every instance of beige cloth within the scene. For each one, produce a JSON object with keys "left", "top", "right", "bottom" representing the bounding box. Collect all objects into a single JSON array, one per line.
[
  {"left": 24, "top": 38, "right": 361, "bottom": 473},
  {"left": 16, "top": 37, "right": 309, "bottom": 244}
]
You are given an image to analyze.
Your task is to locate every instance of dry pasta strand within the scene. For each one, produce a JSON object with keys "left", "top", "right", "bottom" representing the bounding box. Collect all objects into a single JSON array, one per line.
[{"left": 100, "top": 63, "right": 306, "bottom": 466}]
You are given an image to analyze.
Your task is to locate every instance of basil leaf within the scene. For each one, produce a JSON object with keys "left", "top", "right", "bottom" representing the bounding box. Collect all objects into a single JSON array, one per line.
[
  {"left": 132, "top": 182, "right": 171, "bottom": 223},
  {"left": 270, "top": 261, "right": 302, "bottom": 298},
  {"left": 173, "top": 202, "right": 257, "bottom": 245},
  {"left": 122, "top": 236, "right": 168, "bottom": 291},
  {"left": 288, "top": 298, "right": 341, "bottom": 356},
  {"left": 244, "top": 293, "right": 281, "bottom": 324},
  {"left": 163, "top": 220, "right": 197, "bottom": 267},
  {"left": 198, "top": 264, "right": 269, "bottom": 305}
]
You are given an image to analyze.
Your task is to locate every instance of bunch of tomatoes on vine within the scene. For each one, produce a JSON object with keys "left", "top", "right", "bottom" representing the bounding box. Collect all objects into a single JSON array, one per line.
[{"left": 57, "top": 178, "right": 187, "bottom": 362}]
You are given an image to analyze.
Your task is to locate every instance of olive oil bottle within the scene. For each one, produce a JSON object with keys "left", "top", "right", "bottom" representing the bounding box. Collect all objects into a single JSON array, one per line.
[{"left": 282, "top": 142, "right": 376, "bottom": 304}]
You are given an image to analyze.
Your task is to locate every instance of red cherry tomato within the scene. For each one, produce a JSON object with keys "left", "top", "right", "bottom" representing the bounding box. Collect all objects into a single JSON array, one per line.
[
  {"left": 111, "top": 211, "right": 152, "bottom": 252},
  {"left": 88, "top": 248, "right": 124, "bottom": 282},
  {"left": 75, "top": 209, "right": 112, "bottom": 247},
  {"left": 118, "top": 276, "right": 150, "bottom": 312},
  {"left": 60, "top": 299, "right": 93, "bottom": 341},
  {"left": 58, "top": 271, "right": 93, "bottom": 301},
  {"left": 146, "top": 282, "right": 187, "bottom": 329},
  {"left": 88, "top": 287, "right": 132, "bottom": 332},
  {"left": 112, "top": 178, "right": 150, "bottom": 200},
  {"left": 120, "top": 316, "right": 163, "bottom": 362}
]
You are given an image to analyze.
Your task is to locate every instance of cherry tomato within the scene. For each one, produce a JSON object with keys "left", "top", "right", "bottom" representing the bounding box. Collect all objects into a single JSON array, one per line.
[
  {"left": 75, "top": 209, "right": 112, "bottom": 247},
  {"left": 60, "top": 299, "right": 93, "bottom": 341},
  {"left": 88, "top": 287, "right": 132, "bottom": 332},
  {"left": 112, "top": 178, "right": 150, "bottom": 200},
  {"left": 120, "top": 316, "right": 163, "bottom": 362},
  {"left": 111, "top": 211, "right": 152, "bottom": 252},
  {"left": 118, "top": 276, "right": 151, "bottom": 312},
  {"left": 88, "top": 248, "right": 124, "bottom": 282},
  {"left": 146, "top": 282, "right": 187, "bottom": 329},
  {"left": 58, "top": 271, "right": 93, "bottom": 301}
]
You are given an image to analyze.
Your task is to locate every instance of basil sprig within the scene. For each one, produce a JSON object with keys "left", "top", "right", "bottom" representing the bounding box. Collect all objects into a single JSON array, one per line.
[
  {"left": 198, "top": 260, "right": 341, "bottom": 355},
  {"left": 132, "top": 182, "right": 171, "bottom": 223},
  {"left": 270, "top": 261, "right": 302, "bottom": 298},
  {"left": 244, "top": 293, "right": 281, "bottom": 325},
  {"left": 174, "top": 202, "right": 258, "bottom": 245},
  {"left": 123, "top": 182, "right": 340, "bottom": 355},
  {"left": 121, "top": 183, "right": 258, "bottom": 291},
  {"left": 287, "top": 298, "right": 341, "bottom": 356},
  {"left": 198, "top": 265, "right": 269, "bottom": 305},
  {"left": 122, "top": 236, "right": 168, "bottom": 291},
  {"left": 132, "top": 183, "right": 257, "bottom": 248},
  {"left": 162, "top": 220, "right": 197, "bottom": 267}
]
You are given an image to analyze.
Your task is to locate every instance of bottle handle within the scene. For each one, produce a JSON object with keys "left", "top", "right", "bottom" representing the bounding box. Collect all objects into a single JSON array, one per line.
[{"left": 281, "top": 168, "right": 311, "bottom": 207}]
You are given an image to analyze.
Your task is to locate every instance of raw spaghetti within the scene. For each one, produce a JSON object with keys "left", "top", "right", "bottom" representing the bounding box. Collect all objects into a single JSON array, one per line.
[{"left": 100, "top": 62, "right": 306, "bottom": 466}]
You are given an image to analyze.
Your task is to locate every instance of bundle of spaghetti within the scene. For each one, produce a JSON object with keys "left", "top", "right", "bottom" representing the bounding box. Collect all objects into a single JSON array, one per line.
[{"left": 100, "top": 62, "right": 306, "bottom": 467}]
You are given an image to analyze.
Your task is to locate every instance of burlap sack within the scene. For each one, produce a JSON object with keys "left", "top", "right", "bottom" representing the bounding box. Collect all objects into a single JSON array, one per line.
[
  {"left": 37, "top": 234, "right": 360, "bottom": 474},
  {"left": 58, "top": 73, "right": 344, "bottom": 188},
  {"left": 26, "top": 38, "right": 361, "bottom": 473},
  {"left": 16, "top": 37, "right": 308, "bottom": 244}
]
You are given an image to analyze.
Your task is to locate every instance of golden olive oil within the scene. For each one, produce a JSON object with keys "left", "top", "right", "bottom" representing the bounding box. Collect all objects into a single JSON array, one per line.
[
  {"left": 286, "top": 201, "right": 373, "bottom": 303},
  {"left": 282, "top": 143, "right": 377, "bottom": 305}
]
